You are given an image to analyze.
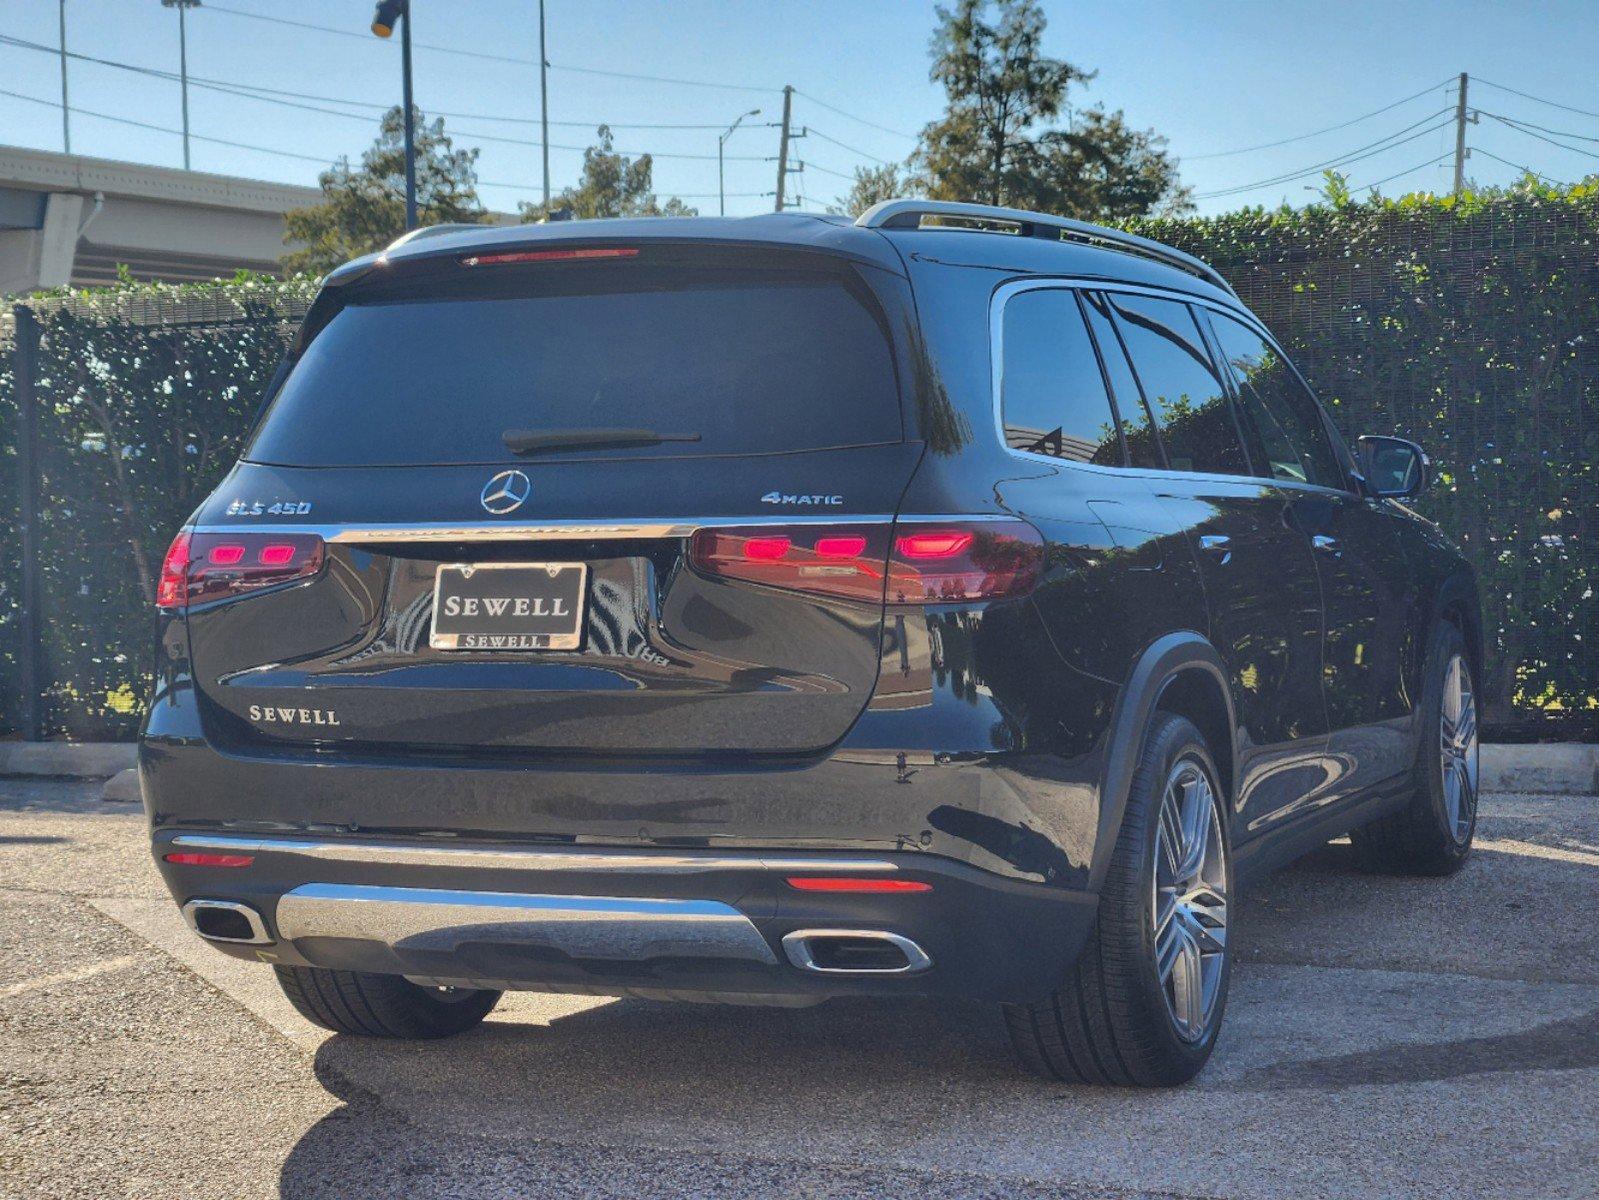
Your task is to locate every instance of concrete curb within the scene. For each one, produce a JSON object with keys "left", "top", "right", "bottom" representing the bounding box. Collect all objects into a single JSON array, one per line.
[
  {"left": 0, "top": 741, "right": 135, "bottom": 779},
  {"left": 2, "top": 739, "right": 1596, "bottom": 794},
  {"left": 1481, "top": 743, "right": 1598, "bottom": 795}
]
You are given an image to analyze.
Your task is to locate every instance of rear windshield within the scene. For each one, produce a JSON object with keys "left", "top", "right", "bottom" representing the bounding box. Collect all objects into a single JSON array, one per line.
[{"left": 247, "top": 268, "right": 902, "bottom": 466}]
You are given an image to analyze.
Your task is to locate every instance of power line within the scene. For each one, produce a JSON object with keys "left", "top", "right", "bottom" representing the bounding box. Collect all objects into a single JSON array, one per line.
[
  {"left": 792, "top": 89, "right": 917, "bottom": 140},
  {"left": 0, "top": 33, "right": 773, "bottom": 156},
  {"left": 1474, "top": 76, "right": 1599, "bottom": 123},
  {"left": 200, "top": 3, "right": 774, "bottom": 93},
  {"left": 0, "top": 84, "right": 330, "bottom": 164},
  {"left": 1352, "top": 151, "right": 1454, "bottom": 193},
  {"left": 1185, "top": 77, "right": 1456, "bottom": 160},
  {"left": 1195, "top": 110, "right": 1455, "bottom": 199},
  {"left": 806, "top": 127, "right": 895, "bottom": 165},
  {"left": 1480, "top": 112, "right": 1599, "bottom": 160},
  {"left": 1470, "top": 147, "right": 1560, "bottom": 183}
]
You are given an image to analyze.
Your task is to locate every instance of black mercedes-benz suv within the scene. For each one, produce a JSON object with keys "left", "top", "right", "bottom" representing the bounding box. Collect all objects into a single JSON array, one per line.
[{"left": 142, "top": 199, "right": 1482, "bottom": 1086}]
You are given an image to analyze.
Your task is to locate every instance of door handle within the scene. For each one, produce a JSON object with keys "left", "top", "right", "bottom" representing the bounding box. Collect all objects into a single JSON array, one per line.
[
  {"left": 1312, "top": 534, "right": 1340, "bottom": 556},
  {"left": 1198, "top": 535, "right": 1232, "bottom": 564}
]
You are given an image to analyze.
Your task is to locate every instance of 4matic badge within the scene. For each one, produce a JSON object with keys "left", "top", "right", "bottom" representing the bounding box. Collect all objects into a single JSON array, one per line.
[{"left": 760, "top": 491, "right": 843, "bottom": 506}]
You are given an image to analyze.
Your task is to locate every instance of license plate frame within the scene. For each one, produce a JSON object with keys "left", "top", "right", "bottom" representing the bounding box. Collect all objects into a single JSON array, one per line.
[{"left": 429, "top": 561, "right": 588, "bottom": 652}]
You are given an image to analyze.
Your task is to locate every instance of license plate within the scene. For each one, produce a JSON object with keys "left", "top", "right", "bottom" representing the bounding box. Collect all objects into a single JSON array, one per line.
[{"left": 430, "top": 562, "right": 587, "bottom": 651}]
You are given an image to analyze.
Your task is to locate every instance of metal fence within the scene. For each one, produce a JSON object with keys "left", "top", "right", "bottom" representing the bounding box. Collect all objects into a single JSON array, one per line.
[{"left": 2, "top": 283, "right": 314, "bottom": 740}]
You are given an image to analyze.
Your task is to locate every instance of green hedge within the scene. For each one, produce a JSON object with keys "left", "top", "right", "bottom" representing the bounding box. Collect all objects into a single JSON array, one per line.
[{"left": 3, "top": 185, "right": 1596, "bottom": 739}]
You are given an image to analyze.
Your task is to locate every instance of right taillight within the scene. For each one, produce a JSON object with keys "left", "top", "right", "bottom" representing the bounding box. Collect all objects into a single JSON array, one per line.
[
  {"left": 688, "top": 519, "right": 1042, "bottom": 605},
  {"left": 155, "top": 530, "right": 324, "bottom": 610}
]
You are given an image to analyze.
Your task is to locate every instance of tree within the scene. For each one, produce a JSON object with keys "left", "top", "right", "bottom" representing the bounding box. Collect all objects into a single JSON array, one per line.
[
  {"left": 520, "top": 126, "right": 698, "bottom": 221},
  {"left": 828, "top": 163, "right": 918, "bottom": 218},
  {"left": 912, "top": 0, "right": 1189, "bottom": 219},
  {"left": 282, "top": 107, "right": 485, "bottom": 274}
]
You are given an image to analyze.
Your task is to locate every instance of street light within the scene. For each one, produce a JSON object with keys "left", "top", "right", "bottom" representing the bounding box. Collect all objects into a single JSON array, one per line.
[
  {"left": 160, "top": 0, "right": 201, "bottom": 171},
  {"left": 371, "top": 0, "right": 417, "bottom": 230},
  {"left": 718, "top": 108, "right": 761, "bottom": 217}
]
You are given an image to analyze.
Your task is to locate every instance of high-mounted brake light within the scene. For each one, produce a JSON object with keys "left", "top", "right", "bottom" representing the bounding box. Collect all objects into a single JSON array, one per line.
[
  {"left": 688, "top": 519, "right": 1043, "bottom": 605},
  {"left": 155, "top": 531, "right": 324, "bottom": 611},
  {"left": 461, "top": 247, "right": 640, "bottom": 266},
  {"left": 785, "top": 877, "right": 933, "bottom": 893}
]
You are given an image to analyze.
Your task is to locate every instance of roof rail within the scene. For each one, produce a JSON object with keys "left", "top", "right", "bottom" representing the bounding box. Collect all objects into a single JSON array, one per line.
[
  {"left": 855, "top": 199, "right": 1236, "bottom": 297},
  {"left": 382, "top": 223, "right": 486, "bottom": 253}
]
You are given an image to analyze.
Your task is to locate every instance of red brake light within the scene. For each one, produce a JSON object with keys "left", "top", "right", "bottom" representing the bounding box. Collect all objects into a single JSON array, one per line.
[
  {"left": 462, "top": 247, "right": 639, "bottom": 266},
  {"left": 163, "top": 852, "right": 254, "bottom": 868},
  {"left": 785, "top": 877, "right": 932, "bottom": 893},
  {"left": 688, "top": 519, "right": 1042, "bottom": 605},
  {"left": 895, "top": 530, "right": 974, "bottom": 559},
  {"left": 154, "top": 531, "right": 324, "bottom": 610},
  {"left": 156, "top": 532, "right": 192, "bottom": 609}
]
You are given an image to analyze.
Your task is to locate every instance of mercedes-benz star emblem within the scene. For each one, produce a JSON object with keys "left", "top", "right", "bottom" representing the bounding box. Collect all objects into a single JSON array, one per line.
[{"left": 480, "top": 469, "right": 532, "bottom": 515}]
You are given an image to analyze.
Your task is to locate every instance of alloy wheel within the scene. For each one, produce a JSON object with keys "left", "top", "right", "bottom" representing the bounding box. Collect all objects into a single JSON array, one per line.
[
  {"left": 1152, "top": 758, "right": 1229, "bottom": 1043},
  {"left": 1440, "top": 652, "right": 1479, "bottom": 844}
]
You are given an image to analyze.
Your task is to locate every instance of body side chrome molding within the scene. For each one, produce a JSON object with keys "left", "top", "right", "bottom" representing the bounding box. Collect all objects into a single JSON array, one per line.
[{"left": 169, "top": 833, "right": 905, "bottom": 875}]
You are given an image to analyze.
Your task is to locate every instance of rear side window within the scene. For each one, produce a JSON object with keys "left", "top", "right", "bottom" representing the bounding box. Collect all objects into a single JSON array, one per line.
[
  {"left": 1080, "top": 291, "right": 1162, "bottom": 469},
  {"left": 248, "top": 270, "right": 901, "bottom": 466},
  {"left": 1208, "top": 312, "right": 1345, "bottom": 490},
  {"left": 1000, "top": 289, "right": 1123, "bottom": 465},
  {"left": 1108, "top": 293, "right": 1250, "bottom": 477}
]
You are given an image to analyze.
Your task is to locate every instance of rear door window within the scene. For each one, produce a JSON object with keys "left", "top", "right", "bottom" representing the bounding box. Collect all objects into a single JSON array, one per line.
[
  {"left": 247, "top": 269, "right": 902, "bottom": 466},
  {"left": 1208, "top": 312, "right": 1346, "bottom": 489},
  {"left": 1107, "top": 293, "right": 1251, "bottom": 477},
  {"left": 1000, "top": 288, "right": 1124, "bottom": 465}
]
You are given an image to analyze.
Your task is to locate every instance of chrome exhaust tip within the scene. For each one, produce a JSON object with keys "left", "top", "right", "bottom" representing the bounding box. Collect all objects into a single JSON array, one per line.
[
  {"left": 182, "top": 899, "right": 272, "bottom": 945},
  {"left": 781, "top": 929, "right": 931, "bottom": 975}
]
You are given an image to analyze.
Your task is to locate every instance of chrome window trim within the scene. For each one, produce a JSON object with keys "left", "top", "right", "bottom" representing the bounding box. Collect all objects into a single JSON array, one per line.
[
  {"left": 988, "top": 277, "right": 1359, "bottom": 498},
  {"left": 169, "top": 833, "right": 906, "bottom": 875}
]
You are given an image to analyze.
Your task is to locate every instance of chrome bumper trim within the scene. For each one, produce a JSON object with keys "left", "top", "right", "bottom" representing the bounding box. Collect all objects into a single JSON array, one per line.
[
  {"left": 169, "top": 834, "right": 903, "bottom": 876},
  {"left": 275, "top": 883, "right": 779, "bottom": 966}
]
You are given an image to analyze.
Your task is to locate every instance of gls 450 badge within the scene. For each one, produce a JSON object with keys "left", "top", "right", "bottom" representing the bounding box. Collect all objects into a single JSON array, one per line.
[
  {"left": 227, "top": 500, "right": 312, "bottom": 517},
  {"left": 760, "top": 492, "right": 843, "bottom": 506}
]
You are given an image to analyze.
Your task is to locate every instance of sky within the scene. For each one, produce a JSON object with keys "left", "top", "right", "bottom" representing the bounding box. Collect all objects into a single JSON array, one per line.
[{"left": 3, "top": 0, "right": 1599, "bottom": 218}]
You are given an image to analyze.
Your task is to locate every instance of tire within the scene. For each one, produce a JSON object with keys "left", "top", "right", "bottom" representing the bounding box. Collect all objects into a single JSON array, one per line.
[
  {"left": 1004, "top": 712, "right": 1231, "bottom": 1087},
  {"left": 1349, "top": 621, "right": 1479, "bottom": 876},
  {"left": 274, "top": 966, "right": 501, "bottom": 1039}
]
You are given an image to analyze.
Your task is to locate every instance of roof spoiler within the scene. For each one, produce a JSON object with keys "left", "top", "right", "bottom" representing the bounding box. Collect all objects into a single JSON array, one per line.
[{"left": 855, "top": 199, "right": 1236, "bottom": 297}]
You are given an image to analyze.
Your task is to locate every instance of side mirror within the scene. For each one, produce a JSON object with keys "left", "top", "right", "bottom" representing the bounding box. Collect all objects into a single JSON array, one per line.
[{"left": 1357, "top": 435, "right": 1430, "bottom": 499}]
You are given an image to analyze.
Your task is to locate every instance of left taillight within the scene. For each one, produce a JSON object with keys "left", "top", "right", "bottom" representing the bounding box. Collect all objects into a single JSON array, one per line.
[{"left": 155, "top": 530, "right": 324, "bottom": 611}]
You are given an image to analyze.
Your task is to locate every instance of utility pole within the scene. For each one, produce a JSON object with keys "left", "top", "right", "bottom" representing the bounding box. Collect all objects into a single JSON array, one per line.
[
  {"left": 162, "top": 0, "right": 201, "bottom": 171},
  {"left": 1452, "top": 71, "right": 1470, "bottom": 198},
  {"left": 538, "top": 0, "right": 550, "bottom": 209},
  {"left": 371, "top": 1, "right": 417, "bottom": 229},
  {"left": 774, "top": 85, "right": 793, "bottom": 211},
  {"left": 57, "top": 0, "right": 69, "bottom": 153},
  {"left": 718, "top": 108, "right": 761, "bottom": 216}
]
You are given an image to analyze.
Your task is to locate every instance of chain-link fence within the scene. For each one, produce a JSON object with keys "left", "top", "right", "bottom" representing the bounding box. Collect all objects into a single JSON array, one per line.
[
  {"left": 1, "top": 280, "right": 315, "bottom": 739},
  {"left": 4, "top": 194, "right": 1597, "bottom": 740}
]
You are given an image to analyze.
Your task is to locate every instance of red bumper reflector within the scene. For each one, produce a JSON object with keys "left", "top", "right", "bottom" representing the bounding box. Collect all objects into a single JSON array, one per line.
[
  {"left": 785, "top": 877, "right": 932, "bottom": 893},
  {"left": 163, "top": 852, "right": 254, "bottom": 868}
]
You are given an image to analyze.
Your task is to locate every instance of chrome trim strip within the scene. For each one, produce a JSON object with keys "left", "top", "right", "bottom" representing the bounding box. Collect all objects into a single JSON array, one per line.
[
  {"left": 276, "top": 883, "right": 779, "bottom": 966},
  {"left": 169, "top": 834, "right": 904, "bottom": 876},
  {"left": 781, "top": 929, "right": 932, "bottom": 975},
  {"left": 182, "top": 898, "right": 272, "bottom": 945}
]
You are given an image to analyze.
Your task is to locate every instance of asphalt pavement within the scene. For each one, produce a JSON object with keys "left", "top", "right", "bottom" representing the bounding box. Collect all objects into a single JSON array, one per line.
[{"left": 1, "top": 777, "right": 1595, "bottom": 1200}]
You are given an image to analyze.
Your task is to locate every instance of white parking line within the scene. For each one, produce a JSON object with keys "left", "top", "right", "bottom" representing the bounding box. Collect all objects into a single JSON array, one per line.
[{"left": 0, "top": 953, "right": 144, "bottom": 999}]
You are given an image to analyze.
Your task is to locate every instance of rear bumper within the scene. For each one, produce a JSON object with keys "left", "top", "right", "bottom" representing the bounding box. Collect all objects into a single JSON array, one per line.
[{"left": 154, "top": 832, "right": 1096, "bottom": 1004}]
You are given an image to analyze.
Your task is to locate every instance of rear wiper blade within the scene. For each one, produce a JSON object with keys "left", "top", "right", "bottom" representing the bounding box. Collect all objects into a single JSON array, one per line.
[{"left": 502, "top": 428, "right": 703, "bottom": 455}]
